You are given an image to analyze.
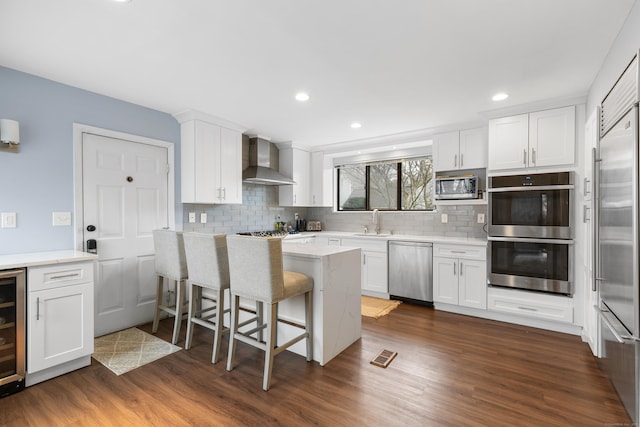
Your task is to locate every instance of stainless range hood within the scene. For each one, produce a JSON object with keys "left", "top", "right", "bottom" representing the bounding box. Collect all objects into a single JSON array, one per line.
[{"left": 243, "top": 137, "right": 295, "bottom": 185}]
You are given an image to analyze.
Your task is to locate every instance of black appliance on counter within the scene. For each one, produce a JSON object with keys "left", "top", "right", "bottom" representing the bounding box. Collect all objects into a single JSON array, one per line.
[{"left": 487, "top": 172, "right": 574, "bottom": 295}]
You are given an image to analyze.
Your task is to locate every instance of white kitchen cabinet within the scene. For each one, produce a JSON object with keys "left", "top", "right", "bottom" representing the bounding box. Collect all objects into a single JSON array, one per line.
[
  {"left": 487, "top": 287, "right": 573, "bottom": 323},
  {"left": 342, "top": 238, "right": 388, "bottom": 296},
  {"left": 433, "top": 128, "right": 487, "bottom": 172},
  {"left": 27, "top": 261, "right": 94, "bottom": 382},
  {"left": 488, "top": 106, "right": 575, "bottom": 171},
  {"left": 433, "top": 244, "right": 486, "bottom": 309},
  {"left": 279, "top": 146, "right": 311, "bottom": 206},
  {"left": 179, "top": 118, "right": 243, "bottom": 204},
  {"left": 310, "top": 151, "right": 333, "bottom": 207}
]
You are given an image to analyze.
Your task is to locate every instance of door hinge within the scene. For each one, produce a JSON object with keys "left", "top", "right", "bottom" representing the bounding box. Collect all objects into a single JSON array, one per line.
[{"left": 165, "top": 164, "right": 170, "bottom": 174}]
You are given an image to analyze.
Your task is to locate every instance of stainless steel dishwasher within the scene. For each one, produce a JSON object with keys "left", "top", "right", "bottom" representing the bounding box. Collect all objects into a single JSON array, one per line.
[{"left": 388, "top": 241, "right": 433, "bottom": 303}]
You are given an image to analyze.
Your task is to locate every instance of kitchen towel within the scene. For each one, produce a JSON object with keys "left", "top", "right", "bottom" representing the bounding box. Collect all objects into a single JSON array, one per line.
[{"left": 92, "top": 327, "right": 181, "bottom": 376}]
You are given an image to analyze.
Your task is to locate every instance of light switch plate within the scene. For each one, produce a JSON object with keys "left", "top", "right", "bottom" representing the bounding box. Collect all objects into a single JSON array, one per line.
[
  {"left": 200, "top": 213, "right": 207, "bottom": 224},
  {"left": 52, "top": 211, "right": 72, "bottom": 226},
  {"left": 188, "top": 212, "right": 196, "bottom": 223},
  {"left": 477, "top": 213, "right": 485, "bottom": 224},
  {"left": 441, "top": 213, "right": 448, "bottom": 224},
  {"left": 1, "top": 212, "right": 16, "bottom": 228}
]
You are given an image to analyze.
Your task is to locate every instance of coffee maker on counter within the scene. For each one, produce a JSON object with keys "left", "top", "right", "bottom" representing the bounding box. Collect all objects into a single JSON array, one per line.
[{"left": 294, "top": 213, "right": 306, "bottom": 232}]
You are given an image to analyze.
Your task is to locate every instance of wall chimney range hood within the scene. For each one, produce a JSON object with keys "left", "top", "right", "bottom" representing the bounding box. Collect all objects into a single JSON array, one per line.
[{"left": 243, "top": 137, "right": 295, "bottom": 185}]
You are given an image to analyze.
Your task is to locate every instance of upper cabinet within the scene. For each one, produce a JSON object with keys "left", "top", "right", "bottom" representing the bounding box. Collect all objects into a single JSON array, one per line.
[
  {"left": 175, "top": 111, "right": 245, "bottom": 204},
  {"left": 310, "top": 151, "right": 333, "bottom": 207},
  {"left": 433, "top": 128, "right": 487, "bottom": 172},
  {"left": 488, "top": 106, "right": 575, "bottom": 171},
  {"left": 279, "top": 145, "right": 311, "bottom": 206}
]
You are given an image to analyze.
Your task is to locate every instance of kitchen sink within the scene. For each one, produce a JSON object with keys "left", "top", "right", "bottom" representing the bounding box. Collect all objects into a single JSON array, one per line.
[{"left": 353, "top": 233, "right": 392, "bottom": 237}]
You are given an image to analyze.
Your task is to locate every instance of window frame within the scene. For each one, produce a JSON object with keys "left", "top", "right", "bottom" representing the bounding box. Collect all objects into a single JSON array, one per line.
[{"left": 336, "top": 156, "right": 434, "bottom": 212}]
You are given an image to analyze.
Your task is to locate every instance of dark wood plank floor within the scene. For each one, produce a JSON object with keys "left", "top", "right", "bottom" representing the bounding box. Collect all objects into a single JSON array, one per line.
[{"left": 0, "top": 303, "right": 632, "bottom": 426}]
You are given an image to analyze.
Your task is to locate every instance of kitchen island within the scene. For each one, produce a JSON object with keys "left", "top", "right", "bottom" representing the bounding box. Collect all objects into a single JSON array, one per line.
[{"left": 276, "top": 242, "right": 362, "bottom": 366}]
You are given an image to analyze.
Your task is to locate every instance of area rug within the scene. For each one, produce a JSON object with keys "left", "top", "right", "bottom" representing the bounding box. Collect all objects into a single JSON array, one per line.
[
  {"left": 361, "top": 296, "right": 401, "bottom": 319},
  {"left": 92, "top": 327, "right": 181, "bottom": 376}
]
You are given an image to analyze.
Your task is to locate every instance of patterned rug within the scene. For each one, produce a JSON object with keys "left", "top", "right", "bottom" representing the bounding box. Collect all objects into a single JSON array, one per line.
[
  {"left": 92, "top": 327, "right": 181, "bottom": 375},
  {"left": 361, "top": 296, "right": 401, "bottom": 319}
]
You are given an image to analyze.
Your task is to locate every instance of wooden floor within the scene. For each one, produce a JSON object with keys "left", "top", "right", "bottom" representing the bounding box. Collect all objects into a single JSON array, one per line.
[{"left": 0, "top": 303, "right": 632, "bottom": 426}]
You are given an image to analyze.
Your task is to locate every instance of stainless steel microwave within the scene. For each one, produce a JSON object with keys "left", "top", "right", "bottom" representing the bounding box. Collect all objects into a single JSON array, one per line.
[{"left": 434, "top": 176, "right": 478, "bottom": 200}]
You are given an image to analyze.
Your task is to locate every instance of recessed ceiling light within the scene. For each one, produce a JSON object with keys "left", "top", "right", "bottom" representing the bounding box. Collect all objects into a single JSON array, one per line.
[
  {"left": 492, "top": 92, "right": 509, "bottom": 101},
  {"left": 295, "top": 92, "right": 310, "bottom": 102},
  {"left": 351, "top": 122, "right": 362, "bottom": 129}
]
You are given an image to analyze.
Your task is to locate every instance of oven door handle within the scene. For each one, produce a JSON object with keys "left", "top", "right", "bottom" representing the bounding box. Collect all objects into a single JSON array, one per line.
[
  {"left": 487, "top": 184, "right": 575, "bottom": 193},
  {"left": 488, "top": 236, "right": 574, "bottom": 245},
  {"left": 595, "top": 305, "right": 640, "bottom": 343}
]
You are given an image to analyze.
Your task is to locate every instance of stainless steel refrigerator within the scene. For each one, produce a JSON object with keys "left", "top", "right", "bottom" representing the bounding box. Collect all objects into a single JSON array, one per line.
[{"left": 596, "top": 53, "right": 640, "bottom": 425}]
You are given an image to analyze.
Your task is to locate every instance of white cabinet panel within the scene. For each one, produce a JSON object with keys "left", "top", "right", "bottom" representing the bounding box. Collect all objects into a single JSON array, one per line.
[
  {"left": 458, "top": 259, "right": 486, "bottom": 309},
  {"left": 488, "top": 114, "right": 529, "bottom": 171},
  {"left": 362, "top": 250, "right": 387, "bottom": 294},
  {"left": 180, "top": 119, "right": 242, "bottom": 204},
  {"left": 433, "top": 244, "right": 486, "bottom": 309},
  {"left": 433, "top": 131, "right": 460, "bottom": 172},
  {"left": 28, "top": 282, "right": 93, "bottom": 373},
  {"left": 433, "top": 256, "right": 458, "bottom": 304},
  {"left": 279, "top": 147, "right": 311, "bottom": 206},
  {"left": 529, "top": 106, "right": 575, "bottom": 168},
  {"left": 310, "top": 151, "right": 333, "bottom": 207},
  {"left": 488, "top": 106, "right": 575, "bottom": 172},
  {"left": 458, "top": 128, "right": 487, "bottom": 170}
]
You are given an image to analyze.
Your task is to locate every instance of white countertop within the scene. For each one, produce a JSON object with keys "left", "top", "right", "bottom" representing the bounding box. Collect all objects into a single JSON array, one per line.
[
  {"left": 0, "top": 250, "right": 98, "bottom": 270},
  {"left": 288, "top": 231, "right": 487, "bottom": 247},
  {"left": 282, "top": 242, "right": 360, "bottom": 258}
]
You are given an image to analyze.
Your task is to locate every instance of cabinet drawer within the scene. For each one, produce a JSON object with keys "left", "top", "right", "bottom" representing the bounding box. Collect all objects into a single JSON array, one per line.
[
  {"left": 341, "top": 238, "right": 387, "bottom": 252},
  {"left": 487, "top": 287, "right": 573, "bottom": 323},
  {"left": 433, "top": 244, "right": 486, "bottom": 261},
  {"left": 28, "top": 262, "right": 94, "bottom": 292}
]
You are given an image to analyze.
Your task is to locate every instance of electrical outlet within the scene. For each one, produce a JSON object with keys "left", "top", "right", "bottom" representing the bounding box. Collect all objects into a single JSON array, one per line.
[
  {"left": 52, "top": 211, "right": 72, "bottom": 226},
  {"left": 441, "top": 213, "right": 448, "bottom": 224},
  {"left": 188, "top": 212, "right": 196, "bottom": 223},
  {"left": 477, "top": 213, "right": 485, "bottom": 224},
  {"left": 1, "top": 212, "right": 16, "bottom": 228},
  {"left": 200, "top": 213, "right": 207, "bottom": 224}
]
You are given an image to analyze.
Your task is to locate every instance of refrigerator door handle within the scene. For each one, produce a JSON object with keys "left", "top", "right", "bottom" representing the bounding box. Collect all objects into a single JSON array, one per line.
[{"left": 596, "top": 305, "right": 640, "bottom": 343}]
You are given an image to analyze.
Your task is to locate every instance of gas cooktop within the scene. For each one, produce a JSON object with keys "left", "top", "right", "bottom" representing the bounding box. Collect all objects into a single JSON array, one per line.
[{"left": 236, "top": 230, "right": 295, "bottom": 238}]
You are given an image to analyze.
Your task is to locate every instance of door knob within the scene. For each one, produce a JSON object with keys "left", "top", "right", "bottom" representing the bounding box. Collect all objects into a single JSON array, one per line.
[{"left": 87, "top": 225, "right": 96, "bottom": 232}]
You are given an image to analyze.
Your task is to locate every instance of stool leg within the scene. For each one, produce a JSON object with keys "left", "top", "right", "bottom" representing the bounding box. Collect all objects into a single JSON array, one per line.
[
  {"left": 152, "top": 275, "right": 164, "bottom": 334},
  {"left": 172, "top": 279, "right": 185, "bottom": 345},
  {"left": 185, "top": 282, "right": 196, "bottom": 350},
  {"left": 305, "top": 290, "right": 313, "bottom": 362},
  {"left": 263, "top": 302, "right": 278, "bottom": 391},
  {"left": 226, "top": 294, "right": 240, "bottom": 372},
  {"left": 211, "top": 288, "right": 224, "bottom": 364},
  {"left": 256, "top": 301, "right": 264, "bottom": 342}
]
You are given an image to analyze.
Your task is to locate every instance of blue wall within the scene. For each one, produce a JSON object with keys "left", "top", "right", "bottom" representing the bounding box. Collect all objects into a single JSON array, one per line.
[{"left": 0, "top": 66, "right": 181, "bottom": 255}]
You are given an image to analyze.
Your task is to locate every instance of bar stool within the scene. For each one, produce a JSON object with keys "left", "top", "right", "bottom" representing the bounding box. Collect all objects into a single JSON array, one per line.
[
  {"left": 182, "top": 232, "right": 230, "bottom": 363},
  {"left": 152, "top": 229, "right": 188, "bottom": 345},
  {"left": 225, "top": 235, "right": 314, "bottom": 391}
]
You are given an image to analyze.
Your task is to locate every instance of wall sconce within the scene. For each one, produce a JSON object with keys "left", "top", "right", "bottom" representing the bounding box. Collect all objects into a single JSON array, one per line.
[{"left": 0, "top": 119, "right": 20, "bottom": 153}]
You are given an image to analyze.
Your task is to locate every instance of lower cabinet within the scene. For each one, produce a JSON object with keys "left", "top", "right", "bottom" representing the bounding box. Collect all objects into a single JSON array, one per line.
[
  {"left": 433, "top": 244, "right": 486, "bottom": 310},
  {"left": 341, "top": 238, "right": 388, "bottom": 296},
  {"left": 26, "top": 261, "right": 94, "bottom": 385}
]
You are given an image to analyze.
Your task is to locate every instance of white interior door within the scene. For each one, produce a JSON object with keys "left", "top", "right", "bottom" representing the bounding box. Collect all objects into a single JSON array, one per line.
[{"left": 82, "top": 133, "right": 170, "bottom": 336}]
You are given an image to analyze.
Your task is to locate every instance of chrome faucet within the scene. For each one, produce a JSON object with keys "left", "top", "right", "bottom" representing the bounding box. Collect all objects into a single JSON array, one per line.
[{"left": 372, "top": 209, "right": 380, "bottom": 234}]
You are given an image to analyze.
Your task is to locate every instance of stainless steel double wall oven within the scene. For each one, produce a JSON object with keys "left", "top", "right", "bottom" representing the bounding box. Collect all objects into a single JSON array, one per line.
[{"left": 487, "top": 172, "right": 574, "bottom": 295}]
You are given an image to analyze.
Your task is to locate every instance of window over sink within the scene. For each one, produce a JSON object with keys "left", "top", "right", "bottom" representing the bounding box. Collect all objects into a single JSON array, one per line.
[{"left": 337, "top": 156, "right": 434, "bottom": 211}]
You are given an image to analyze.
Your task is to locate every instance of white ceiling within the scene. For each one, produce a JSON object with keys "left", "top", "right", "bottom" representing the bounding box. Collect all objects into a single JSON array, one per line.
[{"left": 0, "top": 0, "right": 635, "bottom": 150}]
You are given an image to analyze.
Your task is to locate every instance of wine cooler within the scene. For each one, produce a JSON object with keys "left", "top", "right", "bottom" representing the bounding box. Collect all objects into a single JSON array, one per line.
[{"left": 0, "top": 269, "right": 25, "bottom": 397}]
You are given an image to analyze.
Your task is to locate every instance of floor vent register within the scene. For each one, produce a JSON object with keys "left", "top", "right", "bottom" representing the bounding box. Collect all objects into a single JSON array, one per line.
[{"left": 370, "top": 348, "right": 397, "bottom": 368}]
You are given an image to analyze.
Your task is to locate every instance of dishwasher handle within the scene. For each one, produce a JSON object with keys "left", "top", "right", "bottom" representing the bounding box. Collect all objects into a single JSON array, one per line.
[{"left": 388, "top": 241, "right": 433, "bottom": 248}]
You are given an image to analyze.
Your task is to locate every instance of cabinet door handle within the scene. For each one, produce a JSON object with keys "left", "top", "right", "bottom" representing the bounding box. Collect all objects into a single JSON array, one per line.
[
  {"left": 583, "top": 205, "right": 591, "bottom": 223},
  {"left": 50, "top": 273, "right": 80, "bottom": 280},
  {"left": 294, "top": 194, "right": 297, "bottom": 204},
  {"left": 523, "top": 149, "right": 527, "bottom": 166},
  {"left": 312, "top": 195, "right": 316, "bottom": 204},
  {"left": 363, "top": 254, "right": 366, "bottom": 265},
  {"left": 37, "top": 297, "right": 40, "bottom": 320},
  {"left": 518, "top": 306, "right": 538, "bottom": 312},
  {"left": 459, "top": 261, "right": 463, "bottom": 276},
  {"left": 584, "top": 177, "right": 591, "bottom": 196},
  {"left": 460, "top": 153, "right": 464, "bottom": 167},
  {"left": 453, "top": 263, "right": 456, "bottom": 276},
  {"left": 454, "top": 154, "right": 457, "bottom": 168},
  {"left": 222, "top": 188, "right": 226, "bottom": 200},
  {"left": 531, "top": 148, "right": 536, "bottom": 165}
]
